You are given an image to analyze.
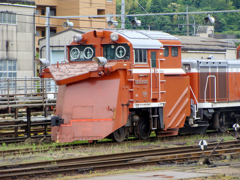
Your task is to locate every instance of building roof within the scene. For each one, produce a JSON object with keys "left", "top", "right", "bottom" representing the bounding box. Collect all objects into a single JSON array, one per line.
[
  {"left": 39, "top": 28, "right": 236, "bottom": 52},
  {"left": 175, "top": 35, "right": 236, "bottom": 52},
  {"left": 0, "top": 0, "right": 35, "bottom": 6},
  {"left": 38, "top": 28, "right": 91, "bottom": 44}
]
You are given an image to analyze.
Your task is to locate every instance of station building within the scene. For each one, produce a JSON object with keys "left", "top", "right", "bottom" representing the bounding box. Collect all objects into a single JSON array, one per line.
[{"left": 33, "top": 0, "right": 116, "bottom": 51}]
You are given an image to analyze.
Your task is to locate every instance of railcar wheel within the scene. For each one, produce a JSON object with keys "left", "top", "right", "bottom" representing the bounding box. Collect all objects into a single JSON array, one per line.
[
  {"left": 138, "top": 117, "right": 150, "bottom": 140},
  {"left": 112, "top": 126, "right": 126, "bottom": 142},
  {"left": 218, "top": 114, "right": 228, "bottom": 133}
]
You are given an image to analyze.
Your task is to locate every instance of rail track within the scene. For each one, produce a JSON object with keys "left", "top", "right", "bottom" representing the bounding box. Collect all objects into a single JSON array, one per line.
[
  {"left": 0, "top": 136, "right": 153, "bottom": 157},
  {"left": 0, "top": 120, "right": 51, "bottom": 144},
  {"left": 0, "top": 131, "right": 230, "bottom": 157},
  {"left": 0, "top": 134, "right": 51, "bottom": 144},
  {"left": 0, "top": 140, "right": 239, "bottom": 180}
]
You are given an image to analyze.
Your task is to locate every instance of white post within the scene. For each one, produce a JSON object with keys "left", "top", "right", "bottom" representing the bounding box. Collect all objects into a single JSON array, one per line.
[
  {"left": 46, "top": 7, "right": 50, "bottom": 63},
  {"left": 186, "top": 5, "right": 189, "bottom": 36},
  {"left": 121, "top": 0, "right": 125, "bottom": 29}
]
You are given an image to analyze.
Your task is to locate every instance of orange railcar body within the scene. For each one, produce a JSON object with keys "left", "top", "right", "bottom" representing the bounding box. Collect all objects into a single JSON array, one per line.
[{"left": 41, "top": 30, "right": 191, "bottom": 143}]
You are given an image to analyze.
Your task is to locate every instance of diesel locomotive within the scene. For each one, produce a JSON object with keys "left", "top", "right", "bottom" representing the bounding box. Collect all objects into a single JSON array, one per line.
[{"left": 40, "top": 30, "right": 240, "bottom": 143}]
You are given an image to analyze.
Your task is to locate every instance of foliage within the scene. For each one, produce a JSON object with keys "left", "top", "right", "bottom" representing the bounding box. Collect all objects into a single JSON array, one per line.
[
  {"left": 116, "top": 0, "right": 240, "bottom": 36},
  {"left": 36, "top": 52, "right": 39, "bottom": 59}
]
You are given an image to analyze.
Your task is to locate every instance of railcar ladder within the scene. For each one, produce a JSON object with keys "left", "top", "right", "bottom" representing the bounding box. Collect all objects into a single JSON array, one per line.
[
  {"left": 150, "top": 58, "right": 165, "bottom": 100},
  {"left": 127, "top": 69, "right": 134, "bottom": 104},
  {"left": 150, "top": 107, "right": 158, "bottom": 130}
]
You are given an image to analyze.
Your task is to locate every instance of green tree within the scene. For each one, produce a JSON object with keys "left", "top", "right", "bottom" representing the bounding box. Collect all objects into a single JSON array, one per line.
[
  {"left": 150, "top": 0, "right": 163, "bottom": 13},
  {"left": 232, "top": 0, "right": 240, "bottom": 9}
]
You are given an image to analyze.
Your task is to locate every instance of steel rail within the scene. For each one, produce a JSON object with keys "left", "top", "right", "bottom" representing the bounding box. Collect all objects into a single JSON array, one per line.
[
  {"left": 0, "top": 140, "right": 239, "bottom": 170},
  {"left": 0, "top": 135, "right": 236, "bottom": 156},
  {"left": 0, "top": 142, "right": 239, "bottom": 180},
  {"left": 0, "top": 138, "right": 147, "bottom": 156},
  {"left": 0, "top": 135, "right": 51, "bottom": 144}
]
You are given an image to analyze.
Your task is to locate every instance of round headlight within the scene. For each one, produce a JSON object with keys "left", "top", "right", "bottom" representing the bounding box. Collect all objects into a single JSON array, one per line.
[
  {"left": 110, "top": 32, "right": 119, "bottom": 41},
  {"left": 73, "top": 34, "right": 82, "bottom": 43}
]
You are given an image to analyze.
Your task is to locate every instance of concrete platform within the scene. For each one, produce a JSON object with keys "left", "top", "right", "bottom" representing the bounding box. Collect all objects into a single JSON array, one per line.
[{"left": 82, "top": 170, "right": 216, "bottom": 180}]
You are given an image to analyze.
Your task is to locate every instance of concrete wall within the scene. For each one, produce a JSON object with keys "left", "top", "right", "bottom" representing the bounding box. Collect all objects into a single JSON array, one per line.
[
  {"left": 0, "top": 3, "right": 36, "bottom": 77},
  {"left": 226, "top": 49, "right": 237, "bottom": 60}
]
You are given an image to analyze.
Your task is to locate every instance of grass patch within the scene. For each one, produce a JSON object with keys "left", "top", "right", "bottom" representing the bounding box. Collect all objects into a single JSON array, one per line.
[{"left": 0, "top": 133, "right": 236, "bottom": 166}]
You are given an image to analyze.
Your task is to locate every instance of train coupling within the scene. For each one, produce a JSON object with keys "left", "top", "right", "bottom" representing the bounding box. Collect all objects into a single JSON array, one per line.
[{"left": 51, "top": 115, "right": 64, "bottom": 126}]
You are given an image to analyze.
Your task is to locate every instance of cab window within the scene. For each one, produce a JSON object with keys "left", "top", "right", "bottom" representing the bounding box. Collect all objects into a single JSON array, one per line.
[
  {"left": 103, "top": 44, "right": 130, "bottom": 60},
  {"left": 69, "top": 45, "right": 95, "bottom": 62},
  {"left": 164, "top": 47, "right": 169, "bottom": 57},
  {"left": 135, "top": 49, "right": 147, "bottom": 63},
  {"left": 172, "top": 47, "right": 178, "bottom": 57}
]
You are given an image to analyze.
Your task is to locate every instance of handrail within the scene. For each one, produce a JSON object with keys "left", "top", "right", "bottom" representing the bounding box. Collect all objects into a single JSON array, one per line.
[
  {"left": 150, "top": 58, "right": 152, "bottom": 99},
  {"left": 0, "top": 77, "right": 58, "bottom": 108},
  {"left": 204, "top": 75, "right": 217, "bottom": 103},
  {"left": 158, "top": 59, "right": 161, "bottom": 100},
  {"left": 189, "top": 85, "right": 198, "bottom": 112}
]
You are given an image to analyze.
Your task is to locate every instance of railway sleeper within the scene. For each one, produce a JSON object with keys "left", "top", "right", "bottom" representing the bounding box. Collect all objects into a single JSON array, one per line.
[{"left": 77, "top": 167, "right": 94, "bottom": 174}]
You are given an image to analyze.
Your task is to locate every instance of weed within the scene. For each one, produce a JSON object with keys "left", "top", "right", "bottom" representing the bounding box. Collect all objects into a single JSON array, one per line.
[
  {"left": 51, "top": 161, "right": 57, "bottom": 165},
  {"left": 32, "top": 143, "right": 36, "bottom": 151}
]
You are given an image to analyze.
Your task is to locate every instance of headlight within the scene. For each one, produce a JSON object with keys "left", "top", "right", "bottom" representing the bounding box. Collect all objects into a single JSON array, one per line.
[
  {"left": 183, "top": 64, "right": 191, "bottom": 71},
  {"left": 110, "top": 32, "right": 119, "bottom": 41},
  {"left": 92, "top": 57, "right": 107, "bottom": 66},
  {"left": 73, "top": 34, "right": 82, "bottom": 43}
]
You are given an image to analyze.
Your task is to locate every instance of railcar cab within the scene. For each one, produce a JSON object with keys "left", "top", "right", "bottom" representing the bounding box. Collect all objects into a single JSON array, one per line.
[
  {"left": 160, "top": 40, "right": 182, "bottom": 69},
  {"left": 67, "top": 31, "right": 131, "bottom": 63},
  {"left": 67, "top": 30, "right": 182, "bottom": 68}
]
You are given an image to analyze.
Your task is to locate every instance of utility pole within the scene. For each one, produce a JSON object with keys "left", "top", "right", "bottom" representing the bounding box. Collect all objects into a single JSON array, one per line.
[
  {"left": 178, "top": 5, "right": 196, "bottom": 36},
  {"left": 186, "top": 5, "right": 189, "bottom": 36},
  {"left": 121, "top": 0, "right": 125, "bottom": 29},
  {"left": 46, "top": 7, "right": 50, "bottom": 63}
]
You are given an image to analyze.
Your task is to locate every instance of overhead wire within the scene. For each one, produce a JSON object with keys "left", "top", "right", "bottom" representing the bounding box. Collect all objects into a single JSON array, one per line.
[
  {"left": 2, "top": 4, "right": 240, "bottom": 34},
  {"left": 3, "top": 15, "right": 240, "bottom": 33}
]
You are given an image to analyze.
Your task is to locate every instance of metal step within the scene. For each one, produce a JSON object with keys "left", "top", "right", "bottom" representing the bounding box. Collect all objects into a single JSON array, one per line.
[{"left": 150, "top": 108, "right": 158, "bottom": 130}]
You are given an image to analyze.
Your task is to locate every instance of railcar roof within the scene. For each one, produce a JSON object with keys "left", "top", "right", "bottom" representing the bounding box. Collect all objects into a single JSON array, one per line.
[
  {"left": 110, "top": 30, "right": 179, "bottom": 49},
  {"left": 182, "top": 58, "right": 240, "bottom": 68}
]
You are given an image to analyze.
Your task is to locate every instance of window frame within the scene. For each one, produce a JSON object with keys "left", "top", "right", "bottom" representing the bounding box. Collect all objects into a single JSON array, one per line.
[
  {"left": 171, "top": 47, "right": 178, "bottom": 57},
  {"left": 103, "top": 44, "right": 130, "bottom": 60},
  {"left": 0, "top": 60, "right": 17, "bottom": 78},
  {"left": 36, "top": 10, "right": 40, "bottom": 15},
  {"left": 134, "top": 49, "right": 148, "bottom": 64},
  {"left": 69, "top": 45, "right": 96, "bottom": 62},
  {"left": 0, "top": 11, "right": 17, "bottom": 25},
  {"left": 36, "top": 31, "right": 40, "bottom": 37},
  {"left": 41, "top": 9, "right": 45, "bottom": 15},
  {"left": 164, "top": 46, "right": 169, "bottom": 57},
  {"left": 50, "top": 9, "right": 56, "bottom": 16},
  {"left": 42, "top": 30, "right": 45, "bottom": 37}
]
